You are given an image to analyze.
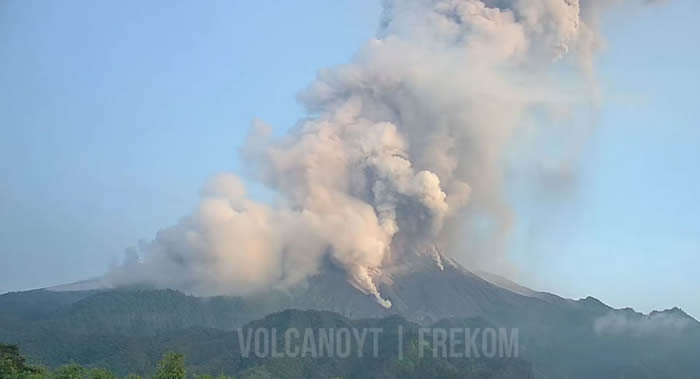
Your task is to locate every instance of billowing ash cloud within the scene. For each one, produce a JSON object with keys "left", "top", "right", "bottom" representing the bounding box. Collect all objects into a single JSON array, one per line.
[{"left": 108, "top": 0, "right": 654, "bottom": 306}]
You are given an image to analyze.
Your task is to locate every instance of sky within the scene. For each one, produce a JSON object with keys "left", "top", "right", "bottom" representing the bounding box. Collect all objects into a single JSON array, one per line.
[{"left": 1, "top": 1, "right": 698, "bottom": 318}]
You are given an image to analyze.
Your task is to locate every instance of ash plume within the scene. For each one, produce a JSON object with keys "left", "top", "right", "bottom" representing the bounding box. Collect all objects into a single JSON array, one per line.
[{"left": 108, "top": 0, "right": 655, "bottom": 307}]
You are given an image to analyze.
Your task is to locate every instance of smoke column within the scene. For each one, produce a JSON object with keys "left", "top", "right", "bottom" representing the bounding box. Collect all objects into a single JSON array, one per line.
[{"left": 108, "top": 0, "right": 651, "bottom": 307}]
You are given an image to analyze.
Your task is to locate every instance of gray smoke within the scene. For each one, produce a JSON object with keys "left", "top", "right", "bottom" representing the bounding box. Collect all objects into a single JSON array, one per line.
[
  {"left": 595, "top": 310, "right": 694, "bottom": 336},
  {"left": 108, "top": 0, "right": 655, "bottom": 306}
]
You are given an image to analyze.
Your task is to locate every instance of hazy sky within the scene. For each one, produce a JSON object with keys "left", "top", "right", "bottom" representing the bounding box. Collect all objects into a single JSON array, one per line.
[{"left": 1, "top": 1, "right": 698, "bottom": 318}]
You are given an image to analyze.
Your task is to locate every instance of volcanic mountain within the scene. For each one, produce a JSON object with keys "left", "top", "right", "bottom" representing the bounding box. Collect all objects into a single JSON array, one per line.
[{"left": 2, "top": 252, "right": 699, "bottom": 378}]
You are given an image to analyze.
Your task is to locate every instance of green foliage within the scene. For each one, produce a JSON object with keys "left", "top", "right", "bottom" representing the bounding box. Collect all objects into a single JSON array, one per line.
[
  {"left": 0, "top": 347, "right": 239, "bottom": 379},
  {"left": 54, "top": 364, "right": 85, "bottom": 379},
  {"left": 0, "top": 343, "right": 42, "bottom": 378},
  {"left": 88, "top": 367, "right": 117, "bottom": 379},
  {"left": 0, "top": 339, "right": 534, "bottom": 379},
  {"left": 153, "top": 352, "right": 185, "bottom": 379}
]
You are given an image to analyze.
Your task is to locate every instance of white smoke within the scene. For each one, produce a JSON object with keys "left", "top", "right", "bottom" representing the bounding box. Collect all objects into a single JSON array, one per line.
[
  {"left": 108, "top": 0, "right": 655, "bottom": 306},
  {"left": 594, "top": 309, "right": 694, "bottom": 336}
]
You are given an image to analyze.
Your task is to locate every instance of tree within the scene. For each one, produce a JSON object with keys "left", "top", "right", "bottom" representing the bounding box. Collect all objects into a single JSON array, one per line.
[
  {"left": 0, "top": 343, "right": 41, "bottom": 378},
  {"left": 54, "top": 364, "right": 86, "bottom": 379},
  {"left": 89, "top": 367, "right": 117, "bottom": 379},
  {"left": 154, "top": 352, "right": 186, "bottom": 379}
]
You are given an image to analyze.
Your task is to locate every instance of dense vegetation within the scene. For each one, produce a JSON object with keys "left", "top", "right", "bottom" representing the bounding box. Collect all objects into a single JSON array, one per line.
[{"left": 1, "top": 346, "right": 236, "bottom": 379}]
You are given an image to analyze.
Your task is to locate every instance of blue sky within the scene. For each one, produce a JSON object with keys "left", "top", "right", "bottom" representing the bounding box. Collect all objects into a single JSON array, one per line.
[{"left": 1, "top": 1, "right": 698, "bottom": 318}]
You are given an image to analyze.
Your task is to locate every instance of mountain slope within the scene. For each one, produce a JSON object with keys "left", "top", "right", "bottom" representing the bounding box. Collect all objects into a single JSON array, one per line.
[{"left": 1, "top": 255, "right": 699, "bottom": 378}]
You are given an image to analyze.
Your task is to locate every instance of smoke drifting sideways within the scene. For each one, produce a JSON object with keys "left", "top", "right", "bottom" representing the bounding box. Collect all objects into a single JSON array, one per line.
[{"left": 107, "top": 0, "right": 655, "bottom": 307}]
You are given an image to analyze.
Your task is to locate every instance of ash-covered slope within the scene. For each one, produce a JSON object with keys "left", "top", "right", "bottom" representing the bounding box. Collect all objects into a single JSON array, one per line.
[
  {"left": 226, "top": 251, "right": 620, "bottom": 328},
  {"left": 34, "top": 252, "right": 543, "bottom": 324},
  {"left": 35, "top": 252, "right": 588, "bottom": 327},
  {"left": 272, "top": 254, "right": 546, "bottom": 323},
  {"left": 36, "top": 252, "right": 698, "bottom": 330}
]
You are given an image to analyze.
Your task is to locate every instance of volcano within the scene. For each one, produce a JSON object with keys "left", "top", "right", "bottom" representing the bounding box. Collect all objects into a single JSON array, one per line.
[{"left": 2, "top": 253, "right": 700, "bottom": 378}]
